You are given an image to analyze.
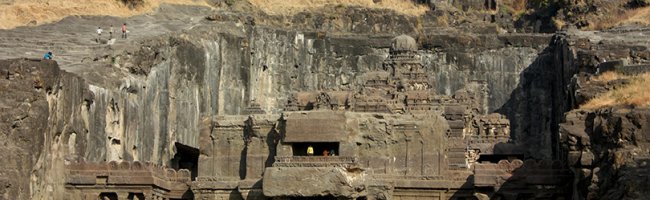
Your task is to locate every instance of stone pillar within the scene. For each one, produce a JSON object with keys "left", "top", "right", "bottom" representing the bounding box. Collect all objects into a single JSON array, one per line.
[
  {"left": 406, "top": 135, "right": 423, "bottom": 176},
  {"left": 422, "top": 141, "right": 438, "bottom": 176},
  {"left": 83, "top": 192, "right": 100, "bottom": 200},
  {"left": 117, "top": 192, "right": 129, "bottom": 200},
  {"left": 246, "top": 122, "right": 275, "bottom": 180},
  {"left": 246, "top": 139, "right": 264, "bottom": 179},
  {"left": 276, "top": 143, "right": 292, "bottom": 157},
  {"left": 198, "top": 118, "right": 216, "bottom": 177}
]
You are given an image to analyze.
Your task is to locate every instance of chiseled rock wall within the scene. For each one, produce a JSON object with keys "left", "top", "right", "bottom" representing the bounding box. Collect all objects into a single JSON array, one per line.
[
  {"left": 0, "top": 59, "right": 55, "bottom": 200},
  {"left": 0, "top": 59, "right": 93, "bottom": 200},
  {"left": 556, "top": 29, "right": 650, "bottom": 200},
  {"left": 561, "top": 108, "right": 650, "bottom": 200},
  {"left": 1, "top": 23, "right": 550, "bottom": 199}
]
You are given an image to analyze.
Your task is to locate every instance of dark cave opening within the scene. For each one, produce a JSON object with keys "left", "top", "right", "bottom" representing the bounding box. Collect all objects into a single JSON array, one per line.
[
  {"left": 171, "top": 142, "right": 199, "bottom": 180},
  {"left": 99, "top": 192, "right": 118, "bottom": 200},
  {"left": 477, "top": 154, "right": 524, "bottom": 163}
]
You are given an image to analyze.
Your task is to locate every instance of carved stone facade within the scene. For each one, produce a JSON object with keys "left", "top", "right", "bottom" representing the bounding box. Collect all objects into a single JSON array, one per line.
[
  {"left": 65, "top": 161, "right": 192, "bottom": 200},
  {"left": 63, "top": 35, "right": 569, "bottom": 200}
]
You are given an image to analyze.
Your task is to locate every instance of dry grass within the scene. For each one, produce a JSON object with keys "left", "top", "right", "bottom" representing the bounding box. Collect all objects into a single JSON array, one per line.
[
  {"left": 581, "top": 72, "right": 650, "bottom": 109},
  {"left": 248, "top": 0, "right": 429, "bottom": 16},
  {"left": 623, "top": 6, "right": 650, "bottom": 25},
  {"left": 0, "top": 0, "right": 209, "bottom": 29},
  {"left": 587, "top": 6, "right": 650, "bottom": 30},
  {"left": 552, "top": 17, "right": 566, "bottom": 30},
  {"left": 500, "top": 0, "right": 527, "bottom": 16},
  {"left": 590, "top": 71, "right": 624, "bottom": 82}
]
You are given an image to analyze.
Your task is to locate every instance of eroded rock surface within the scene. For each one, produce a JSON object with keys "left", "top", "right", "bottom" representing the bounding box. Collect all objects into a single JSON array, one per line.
[
  {"left": 1, "top": 2, "right": 650, "bottom": 200},
  {"left": 0, "top": 59, "right": 54, "bottom": 200},
  {"left": 561, "top": 108, "right": 650, "bottom": 200}
]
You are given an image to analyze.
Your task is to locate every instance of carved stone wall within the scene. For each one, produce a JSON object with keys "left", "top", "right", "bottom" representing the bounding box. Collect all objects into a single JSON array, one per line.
[{"left": 65, "top": 161, "right": 192, "bottom": 200}]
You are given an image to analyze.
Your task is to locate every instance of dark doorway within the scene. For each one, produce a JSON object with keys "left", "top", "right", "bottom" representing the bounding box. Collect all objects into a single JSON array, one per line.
[
  {"left": 127, "top": 193, "right": 145, "bottom": 200},
  {"left": 99, "top": 192, "right": 118, "bottom": 200},
  {"left": 171, "top": 142, "right": 199, "bottom": 180},
  {"left": 477, "top": 154, "right": 524, "bottom": 163},
  {"left": 292, "top": 142, "right": 339, "bottom": 156}
]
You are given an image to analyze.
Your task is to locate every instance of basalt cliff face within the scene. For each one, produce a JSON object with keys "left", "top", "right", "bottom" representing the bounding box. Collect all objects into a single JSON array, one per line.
[
  {"left": 557, "top": 29, "right": 650, "bottom": 200},
  {"left": 1, "top": 2, "right": 650, "bottom": 200}
]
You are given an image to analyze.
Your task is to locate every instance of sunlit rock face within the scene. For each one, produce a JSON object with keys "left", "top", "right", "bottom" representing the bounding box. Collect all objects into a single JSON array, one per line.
[{"left": 4, "top": 2, "right": 650, "bottom": 199}]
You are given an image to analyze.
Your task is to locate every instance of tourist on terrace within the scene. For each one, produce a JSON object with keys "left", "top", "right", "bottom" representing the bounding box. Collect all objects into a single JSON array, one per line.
[
  {"left": 96, "top": 27, "right": 103, "bottom": 43},
  {"left": 121, "top": 23, "right": 128, "bottom": 39},
  {"left": 307, "top": 145, "right": 314, "bottom": 156},
  {"left": 323, "top": 149, "right": 329, "bottom": 157},
  {"left": 329, "top": 149, "right": 336, "bottom": 156}
]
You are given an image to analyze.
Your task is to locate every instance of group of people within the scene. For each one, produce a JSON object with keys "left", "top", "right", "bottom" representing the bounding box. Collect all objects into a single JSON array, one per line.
[
  {"left": 44, "top": 23, "right": 129, "bottom": 60},
  {"left": 306, "top": 145, "right": 336, "bottom": 156},
  {"left": 96, "top": 23, "right": 128, "bottom": 42}
]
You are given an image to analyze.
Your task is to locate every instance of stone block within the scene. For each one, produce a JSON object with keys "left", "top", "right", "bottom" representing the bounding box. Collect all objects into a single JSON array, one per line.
[
  {"left": 567, "top": 151, "right": 581, "bottom": 166},
  {"left": 262, "top": 167, "right": 367, "bottom": 198},
  {"left": 580, "top": 150, "right": 594, "bottom": 167}
]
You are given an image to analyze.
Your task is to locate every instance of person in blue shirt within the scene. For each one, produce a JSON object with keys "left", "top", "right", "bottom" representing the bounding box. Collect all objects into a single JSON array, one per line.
[{"left": 43, "top": 52, "right": 53, "bottom": 60}]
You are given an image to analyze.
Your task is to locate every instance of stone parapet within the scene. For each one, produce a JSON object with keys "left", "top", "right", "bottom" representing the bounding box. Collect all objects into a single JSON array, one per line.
[{"left": 273, "top": 156, "right": 359, "bottom": 168}]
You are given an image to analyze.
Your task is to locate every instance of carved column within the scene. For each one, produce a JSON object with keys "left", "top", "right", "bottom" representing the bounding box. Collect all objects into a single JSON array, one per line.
[{"left": 117, "top": 192, "right": 129, "bottom": 200}]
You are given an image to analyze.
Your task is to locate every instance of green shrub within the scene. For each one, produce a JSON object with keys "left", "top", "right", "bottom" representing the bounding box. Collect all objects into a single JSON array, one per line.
[
  {"left": 225, "top": 0, "right": 239, "bottom": 6},
  {"left": 119, "top": 0, "right": 145, "bottom": 9}
]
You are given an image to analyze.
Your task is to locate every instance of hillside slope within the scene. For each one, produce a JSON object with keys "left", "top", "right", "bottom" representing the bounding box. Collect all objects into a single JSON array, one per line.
[
  {"left": 0, "top": 0, "right": 208, "bottom": 29},
  {"left": 247, "top": 0, "right": 428, "bottom": 16}
]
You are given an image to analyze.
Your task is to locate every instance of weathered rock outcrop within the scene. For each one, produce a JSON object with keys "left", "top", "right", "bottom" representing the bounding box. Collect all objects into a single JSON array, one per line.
[
  {"left": 0, "top": 59, "right": 54, "bottom": 200},
  {"left": 0, "top": 59, "right": 92, "bottom": 199},
  {"left": 557, "top": 28, "right": 650, "bottom": 200},
  {"left": 0, "top": 20, "right": 549, "bottom": 199},
  {"left": 3, "top": 2, "right": 650, "bottom": 199},
  {"left": 561, "top": 108, "right": 650, "bottom": 200}
]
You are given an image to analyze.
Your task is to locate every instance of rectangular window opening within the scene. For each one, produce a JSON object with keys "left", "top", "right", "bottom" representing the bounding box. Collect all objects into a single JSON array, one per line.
[{"left": 292, "top": 142, "right": 340, "bottom": 156}]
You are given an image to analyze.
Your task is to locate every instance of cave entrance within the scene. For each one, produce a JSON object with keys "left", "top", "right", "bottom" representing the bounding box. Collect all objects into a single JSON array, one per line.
[
  {"left": 99, "top": 192, "right": 118, "bottom": 200},
  {"left": 127, "top": 193, "right": 145, "bottom": 200},
  {"left": 292, "top": 142, "right": 339, "bottom": 156},
  {"left": 171, "top": 142, "right": 199, "bottom": 180},
  {"left": 477, "top": 154, "right": 524, "bottom": 163}
]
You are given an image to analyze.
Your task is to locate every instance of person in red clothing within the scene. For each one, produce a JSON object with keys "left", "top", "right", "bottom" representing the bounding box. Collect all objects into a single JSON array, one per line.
[{"left": 121, "top": 23, "right": 127, "bottom": 39}]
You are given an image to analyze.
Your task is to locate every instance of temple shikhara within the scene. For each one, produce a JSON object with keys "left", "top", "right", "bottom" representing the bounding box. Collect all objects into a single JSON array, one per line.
[{"left": 65, "top": 35, "right": 569, "bottom": 200}]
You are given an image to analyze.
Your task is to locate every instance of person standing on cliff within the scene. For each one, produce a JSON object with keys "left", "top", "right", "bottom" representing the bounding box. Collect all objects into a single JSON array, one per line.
[
  {"left": 307, "top": 145, "right": 314, "bottom": 156},
  {"left": 96, "top": 27, "right": 103, "bottom": 43},
  {"left": 121, "top": 23, "right": 128, "bottom": 39}
]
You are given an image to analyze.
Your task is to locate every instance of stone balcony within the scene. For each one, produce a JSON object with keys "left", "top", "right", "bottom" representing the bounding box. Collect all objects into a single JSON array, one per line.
[{"left": 273, "top": 156, "right": 359, "bottom": 168}]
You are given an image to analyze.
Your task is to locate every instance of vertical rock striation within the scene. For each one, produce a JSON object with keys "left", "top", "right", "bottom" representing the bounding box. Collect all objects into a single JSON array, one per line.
[{"left": 3, "top": 23, "right": 563, "bottom": 199}]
